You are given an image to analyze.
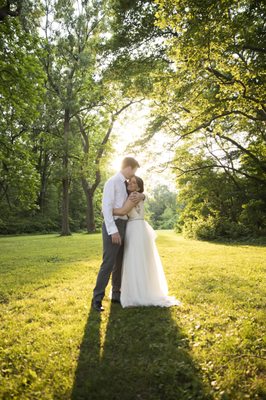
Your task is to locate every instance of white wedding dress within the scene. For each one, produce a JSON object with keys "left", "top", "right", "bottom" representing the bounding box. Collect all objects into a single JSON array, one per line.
[{"left": 120, "top": 201, "right": 181, "bottom": 308}]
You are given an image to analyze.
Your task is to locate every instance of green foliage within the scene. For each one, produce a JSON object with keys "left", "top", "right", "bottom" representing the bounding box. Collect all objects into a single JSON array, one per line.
[
  {"left": 148, "top": 0, "right": 266, "bottom": 240},
  {"left": 0, "top": 6, "right": 45, "bottom": 214},
  {"left": 0, "top": 215, "right": 60, "bottom": 235},
  {"left": 1, "top": 0, "right": 148, "bottom": 234},
  {"left": 146, "top": 184, "right": 178, "bottom": 229},
  {"left": 174, "top": 144, "right": 266, "bottom": 240},
  {"left": 2, "top": 0, "right": 265, "bottom": 240},
  {"left": 182, "top": 216, "right": 250, "bottom": 241},
  {"left": 154, "top": 0, "right": 265, "bottom": 130},
  {"left": 0, "top": 144, "right": 40, "bottom": 210},
  {"left": 240, "top": 199, "right": 266, "bottom": 230},
  {"left": 107, "top": 0, "right": 161, "bottom": 56}
]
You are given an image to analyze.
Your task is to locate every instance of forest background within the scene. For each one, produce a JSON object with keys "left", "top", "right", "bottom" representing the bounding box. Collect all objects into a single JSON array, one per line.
[{"left": 0, "top": 0, "right": 265, "bottom": 241}]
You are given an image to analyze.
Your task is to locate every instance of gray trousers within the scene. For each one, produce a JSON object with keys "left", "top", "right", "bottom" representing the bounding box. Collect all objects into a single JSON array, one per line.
[{"left": 93, "top": 219, "right": 127, "bottom": 302}]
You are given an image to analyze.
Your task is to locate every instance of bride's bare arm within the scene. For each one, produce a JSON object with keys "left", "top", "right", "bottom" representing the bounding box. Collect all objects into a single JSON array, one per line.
[
  {"left": 113, "top": 192, "right": 145, "bottom": 216},
  {"left": 113, "top": 198, "right": 135, "bottom": 216}
]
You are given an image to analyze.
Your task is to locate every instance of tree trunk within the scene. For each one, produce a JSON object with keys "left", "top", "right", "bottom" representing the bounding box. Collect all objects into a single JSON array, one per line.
[
  {"left": 61, "top": 107, "right": 71, "bottom": 236},
  {"left": 61, "top": 175, "right": 70, "bottom": 235},
  {"left": 81, "top": 178, "right": 96, "bottom": 233},
  {"left": 38, "top": 151, "right": 50, "bottom": 214}
]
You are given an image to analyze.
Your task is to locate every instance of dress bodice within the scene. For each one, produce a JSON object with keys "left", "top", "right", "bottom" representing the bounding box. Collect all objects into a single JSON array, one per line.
[{"left": 128, "top": 200, "right": 145, "bottom": 221}]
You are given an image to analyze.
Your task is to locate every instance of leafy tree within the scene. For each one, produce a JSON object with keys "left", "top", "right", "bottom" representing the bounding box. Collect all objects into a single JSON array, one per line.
[
  {"left": 41, "top": 0, "right": 152, "bottom": 235},
  {"left": 41, "top": 0, "right": 112, "bottom": 235},
  {"left": 174, "top": 142, "right": 266, "bottom": 239},
  {"left": 136, "top": 0, "right": 266, "bottom": 239},
  {"left": 0, "top": 0, "right": 45, "bottom": 225},
  {"left": 76, "top": 95, "right": 140, "bottom": 232},
  {"left": 154, "top": 1, "right": 265, "bottom": 123},
  {"left": 151, "top": 0, "right": 266, "bottom": 176},
  {"left": 0, "top": 0, "right": 166, "bottom": 235},
  {"left": 146, "top": 184, "right": 177, "bottom": 229}
]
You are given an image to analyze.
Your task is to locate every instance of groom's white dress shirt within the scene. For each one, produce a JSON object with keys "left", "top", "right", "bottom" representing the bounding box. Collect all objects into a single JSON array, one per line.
[{"left": 102, "top": 172, "right": 128, "bottom": 235}]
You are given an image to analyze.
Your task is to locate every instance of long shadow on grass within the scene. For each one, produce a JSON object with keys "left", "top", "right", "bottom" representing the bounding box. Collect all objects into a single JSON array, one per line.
[{"left": 71, "top": 304, "right": 213, "bottom": 400}]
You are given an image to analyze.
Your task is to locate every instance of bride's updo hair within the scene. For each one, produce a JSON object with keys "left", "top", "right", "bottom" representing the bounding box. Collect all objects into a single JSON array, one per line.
[{"left": 135, "top": 176, "right": 144, "bottom": 193}]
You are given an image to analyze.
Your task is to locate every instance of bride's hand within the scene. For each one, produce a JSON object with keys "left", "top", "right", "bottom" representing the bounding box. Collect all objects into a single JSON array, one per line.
[{"left": 129, "top": 192, "right": 144, "bottom": 204}]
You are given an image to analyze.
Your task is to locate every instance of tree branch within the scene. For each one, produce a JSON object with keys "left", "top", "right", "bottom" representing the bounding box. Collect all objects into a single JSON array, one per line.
[
  {"left": 174, "top": 109, "right": 263, "bottom": 145},
  {"left": 242, "top": 45, "right": 266, "bottom": 54},
  {"left": 218, "top": 133, "right": 266, "bottom": 172},
  {"left": 172, "top": 163, "right": 265, "bottom": 184},
  {"left": 76, "top": 114, "right": 89, "bottom": 153}
]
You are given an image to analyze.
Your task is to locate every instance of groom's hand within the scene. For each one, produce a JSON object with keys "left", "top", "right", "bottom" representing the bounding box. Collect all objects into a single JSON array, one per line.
[{"left": 111, "top": 232, "right": 122, "bottom": 245}]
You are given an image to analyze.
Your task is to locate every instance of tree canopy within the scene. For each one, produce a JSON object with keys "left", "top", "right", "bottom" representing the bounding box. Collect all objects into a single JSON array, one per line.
[
  {"left": 149, "top": 0, "right": 266, "bottom": 239},
  {"left": 0, "top": 0, "right": 265, "bottom": 239}
]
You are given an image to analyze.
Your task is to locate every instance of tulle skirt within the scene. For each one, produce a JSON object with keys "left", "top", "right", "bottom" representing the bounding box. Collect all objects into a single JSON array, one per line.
[{"left": 120, "top": 220, "right": 181, "bottom": 308}]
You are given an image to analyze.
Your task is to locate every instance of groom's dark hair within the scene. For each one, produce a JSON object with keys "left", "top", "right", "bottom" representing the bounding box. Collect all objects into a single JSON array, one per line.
[{"left": 121, "top": 157, "right": 140, "bottom": 169}]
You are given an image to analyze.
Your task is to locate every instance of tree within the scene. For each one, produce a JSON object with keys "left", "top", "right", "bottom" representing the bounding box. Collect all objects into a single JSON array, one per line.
[
  {"left": 151, "top": 0, "right": 266, "bottom": 179},
  {"left": 173, "top": 141, "right": 266, "bottom": 239},
  {"left": 146, "top": 185, "right": 177, "bottom": 229},
  {"left": 128, "top": 0, "right": 266, "bottom": 239},
  {"left": 76, "top": 96, "right": 140, "bottom": 232},
  {"left": 0, "top": 0, "right": 168, "bottom": 235},
  {"left": 41, "top": 0, "right": 110, "bottom": 235},
  {"left": 0, "top": 0, "right": 45, "bottom": 224}
]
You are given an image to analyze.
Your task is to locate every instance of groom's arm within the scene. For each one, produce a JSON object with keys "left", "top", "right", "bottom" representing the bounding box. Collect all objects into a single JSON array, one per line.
[
  {"left": 102, "top": 180, "right": 119, "bottom": 236},
  {"left": 113, "top": 198, "right": 136, "bottom": 216}
]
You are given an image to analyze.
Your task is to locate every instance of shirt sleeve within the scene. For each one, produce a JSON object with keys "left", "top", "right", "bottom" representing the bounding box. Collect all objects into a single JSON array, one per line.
[{"left": 102, "top": 180, "right": 118, "bottom": 235}]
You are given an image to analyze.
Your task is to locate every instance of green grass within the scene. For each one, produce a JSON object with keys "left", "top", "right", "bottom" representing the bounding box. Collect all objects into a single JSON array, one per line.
[{"left": 0, "top": 231, "right": 265, "bottom": 400}]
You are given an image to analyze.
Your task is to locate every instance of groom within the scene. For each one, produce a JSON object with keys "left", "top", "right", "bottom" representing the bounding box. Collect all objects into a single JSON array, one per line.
[{"left": 92, "top": 157, "right": 144, "bottom": 312}]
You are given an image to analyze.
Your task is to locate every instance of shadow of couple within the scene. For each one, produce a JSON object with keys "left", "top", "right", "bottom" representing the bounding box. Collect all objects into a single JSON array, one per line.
[{"left": 71, "top": 303, "right": 213, "bottom": 400}]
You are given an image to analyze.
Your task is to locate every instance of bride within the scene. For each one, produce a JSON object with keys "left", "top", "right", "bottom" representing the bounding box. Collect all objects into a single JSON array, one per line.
[{"left": 113, "top": 176, "right": 181, "bottom": 308}]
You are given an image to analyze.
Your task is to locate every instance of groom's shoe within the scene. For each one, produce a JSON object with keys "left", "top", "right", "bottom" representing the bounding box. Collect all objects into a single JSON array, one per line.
[{"left": 92, "top": 299, "right": 104, "bottom": 312}]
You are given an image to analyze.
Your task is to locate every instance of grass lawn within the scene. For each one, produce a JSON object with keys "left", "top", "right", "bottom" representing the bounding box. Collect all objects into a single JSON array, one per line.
[{"left": 0, "top": 231, "right": 265, "bottom": 400}]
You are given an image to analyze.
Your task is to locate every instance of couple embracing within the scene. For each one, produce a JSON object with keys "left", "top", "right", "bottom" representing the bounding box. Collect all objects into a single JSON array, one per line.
[{"left": 92, "top": 157, "right": 181, "bottom": 312}]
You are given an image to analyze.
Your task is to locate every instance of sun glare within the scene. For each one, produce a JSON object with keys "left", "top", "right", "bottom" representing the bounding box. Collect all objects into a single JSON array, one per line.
[{"left": 109, "top": 105, "right": 176, "bottom": 194}]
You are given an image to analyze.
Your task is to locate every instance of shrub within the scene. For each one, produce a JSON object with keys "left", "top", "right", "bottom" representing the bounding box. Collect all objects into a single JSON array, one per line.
[
  {"left": 183, "top": 216, "right": 217, "bottom": 240},
  {"left": 0, "top": 216, "right": 60, "bottom": 235},
  {"left": 182, "top": 216, "right": 251, "bottom": 240}
]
